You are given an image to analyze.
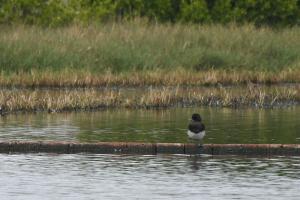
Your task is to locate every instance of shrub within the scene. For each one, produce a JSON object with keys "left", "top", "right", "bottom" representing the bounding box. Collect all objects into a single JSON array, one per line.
[{"left": 0, "top": 0, "right": 299, "bottom": 27}]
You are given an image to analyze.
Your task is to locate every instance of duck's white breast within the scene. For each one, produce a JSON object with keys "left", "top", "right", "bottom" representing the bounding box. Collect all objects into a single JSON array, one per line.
[{"left": 187, "top": 130, "right": 206, "bottom": 140}]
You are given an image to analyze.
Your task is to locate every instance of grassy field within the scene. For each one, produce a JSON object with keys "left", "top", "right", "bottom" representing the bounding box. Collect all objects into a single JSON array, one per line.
[{"left": 0, "top": 22, "right": 300, "bottom": 87}]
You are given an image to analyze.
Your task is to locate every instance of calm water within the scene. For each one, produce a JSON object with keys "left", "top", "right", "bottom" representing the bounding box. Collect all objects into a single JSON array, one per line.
[
  {"left": 0, "top": 107, "right": 299, "bottom": 143},
  {"left": 0, "top": 154, "right": 300, "bottom": 200},
  {"left": 1, "top": 107, "right": 300, "bottom": 199}
]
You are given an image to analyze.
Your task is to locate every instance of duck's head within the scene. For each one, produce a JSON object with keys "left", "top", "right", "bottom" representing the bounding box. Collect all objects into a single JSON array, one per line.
[{"left": 191, "top": 113, "right": 202, "bottom": 122}]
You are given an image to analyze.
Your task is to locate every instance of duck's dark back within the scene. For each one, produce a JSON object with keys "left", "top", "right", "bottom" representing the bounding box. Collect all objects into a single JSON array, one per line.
[{"left": 188, "top": 121, "right": 205, "bottom": 133}]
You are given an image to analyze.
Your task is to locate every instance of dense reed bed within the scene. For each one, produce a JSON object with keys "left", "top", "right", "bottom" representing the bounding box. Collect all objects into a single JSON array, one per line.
[
  {"left": 0, "top": 85, "right": 298, "bottom": 114},
  {"left": 0, "top": 22, "right": 300, "bottom": 87}
]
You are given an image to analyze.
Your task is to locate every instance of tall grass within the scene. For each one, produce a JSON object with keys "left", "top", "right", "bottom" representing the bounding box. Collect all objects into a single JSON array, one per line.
[
  {"left": 0, "top": 21, "right": 300, "bottom": 74},
  {"left": 0, "top": 68, "right": 299, "bottom": 87},
  {"left": 0, "top": 86, "right": 299, "bottom": 114}
]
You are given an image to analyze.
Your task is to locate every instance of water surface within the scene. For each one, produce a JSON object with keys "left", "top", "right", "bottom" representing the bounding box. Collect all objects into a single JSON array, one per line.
[
  {"left": 0, "top": 154, "right": 300, "bottom": 200},
  {"left": 0, "top": 107, "right": 299, "bottom": 143}
]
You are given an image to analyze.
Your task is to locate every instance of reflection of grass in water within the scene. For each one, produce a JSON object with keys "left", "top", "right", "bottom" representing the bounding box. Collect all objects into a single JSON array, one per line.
[
  {"left": 1, "top": 107, "right": 298, "bottom": 144},
  {"left": 1, "top": 23, "right": 300, "bottom": 86},
  {"left": 75, "top": 107, "right": 300, "bottom": 144},
  {"left": 0, "top": 85, "right": 299, "bottom": 114},
  {"left": 77, "top": 131, "right": 189, "bottom": 143}
]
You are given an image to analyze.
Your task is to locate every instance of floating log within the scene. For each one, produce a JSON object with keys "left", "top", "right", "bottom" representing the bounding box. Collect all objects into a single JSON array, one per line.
[{"left": 0, "top": 141, "right": 299, "bottom": 156}]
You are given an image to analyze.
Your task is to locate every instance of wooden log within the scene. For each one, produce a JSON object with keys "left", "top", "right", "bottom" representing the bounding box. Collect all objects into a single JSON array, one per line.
[{"left": 0, "top": 141, "right": 299, "bottom": 156}]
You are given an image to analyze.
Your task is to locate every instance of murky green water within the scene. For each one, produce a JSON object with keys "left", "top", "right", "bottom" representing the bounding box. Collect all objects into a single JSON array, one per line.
[{"left": 0, "top": 107, "right": 299, "bottom": 143}]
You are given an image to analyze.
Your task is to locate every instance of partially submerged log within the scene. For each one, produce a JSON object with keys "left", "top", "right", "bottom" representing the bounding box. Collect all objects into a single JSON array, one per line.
[{"left": 1, "top": 141, "right": 299, "bottom": 156}]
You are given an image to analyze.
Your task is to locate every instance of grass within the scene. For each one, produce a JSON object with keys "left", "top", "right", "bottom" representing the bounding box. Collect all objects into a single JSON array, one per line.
[
  {"left": 0, "top": 85, "right": 299, "bottom": 114},
  {"left": 0, "top": 68, "right": 300, "bottom": 88},
  {"left": 1, "top": 22, "right": 299, "bottom": 112},
  {"left": 0, "top": 22, "right": 300, "bottom": 87}
]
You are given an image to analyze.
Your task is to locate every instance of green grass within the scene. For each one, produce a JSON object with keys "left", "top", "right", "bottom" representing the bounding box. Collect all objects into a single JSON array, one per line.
[{"left": 0, "top": 21, "right": 300, "bottom": 74}]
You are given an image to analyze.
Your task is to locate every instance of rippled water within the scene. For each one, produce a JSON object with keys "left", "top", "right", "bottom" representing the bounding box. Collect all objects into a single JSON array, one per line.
[
  {"left": 0, "top": 154, "right": 300, "bottom": 200},
  {"left": 0, "top": 107, "right": 299, "bottom": 143},
  {"left": 1, "top": 106, "right": 299, "bottom": 199}
]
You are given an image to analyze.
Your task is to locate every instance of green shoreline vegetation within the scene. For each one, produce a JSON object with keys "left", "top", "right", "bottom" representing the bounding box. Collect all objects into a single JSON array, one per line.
[
  {"left": 1, "top": 1, "right": 300, "bottom": 112},
  {"left": 1, "top": 0, "right": 299, "bottom": 27},
  {"left": 0, "top": 23, "right": 300, "bottom": 87}
]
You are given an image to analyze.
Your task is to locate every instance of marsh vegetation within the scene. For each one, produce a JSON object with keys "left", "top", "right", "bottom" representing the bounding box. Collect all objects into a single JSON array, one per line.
[
  {"left": 0, "top": 85, "right": 298, "bottom": 114},
  {"left": 0, "top": 22, "right": 299, "bottom": 113},
  {"left": 0, "top": 23, "right": 299, "bottom": 72}
]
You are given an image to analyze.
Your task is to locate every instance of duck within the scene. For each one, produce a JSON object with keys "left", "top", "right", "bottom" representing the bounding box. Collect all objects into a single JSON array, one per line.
[
  {"left": 0, "top": 106, "right": 5, "bottom": 116},
  {"left": 187, "top": 113, "right": 205, "bottom": 143}
]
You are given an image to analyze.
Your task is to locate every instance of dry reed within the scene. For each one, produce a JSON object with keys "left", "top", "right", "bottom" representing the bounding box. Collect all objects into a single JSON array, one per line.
[
  {"left": 0, "top": 68, "right": 300, "bottom": 88},
  {"left": 0, "top": 85, "right": 298, "bottom": 114}
]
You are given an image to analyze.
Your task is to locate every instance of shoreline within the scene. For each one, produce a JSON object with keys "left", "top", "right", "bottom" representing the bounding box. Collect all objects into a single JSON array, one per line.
[{"left": 0, "top": 85, "right": 299, "bottom": 115}]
